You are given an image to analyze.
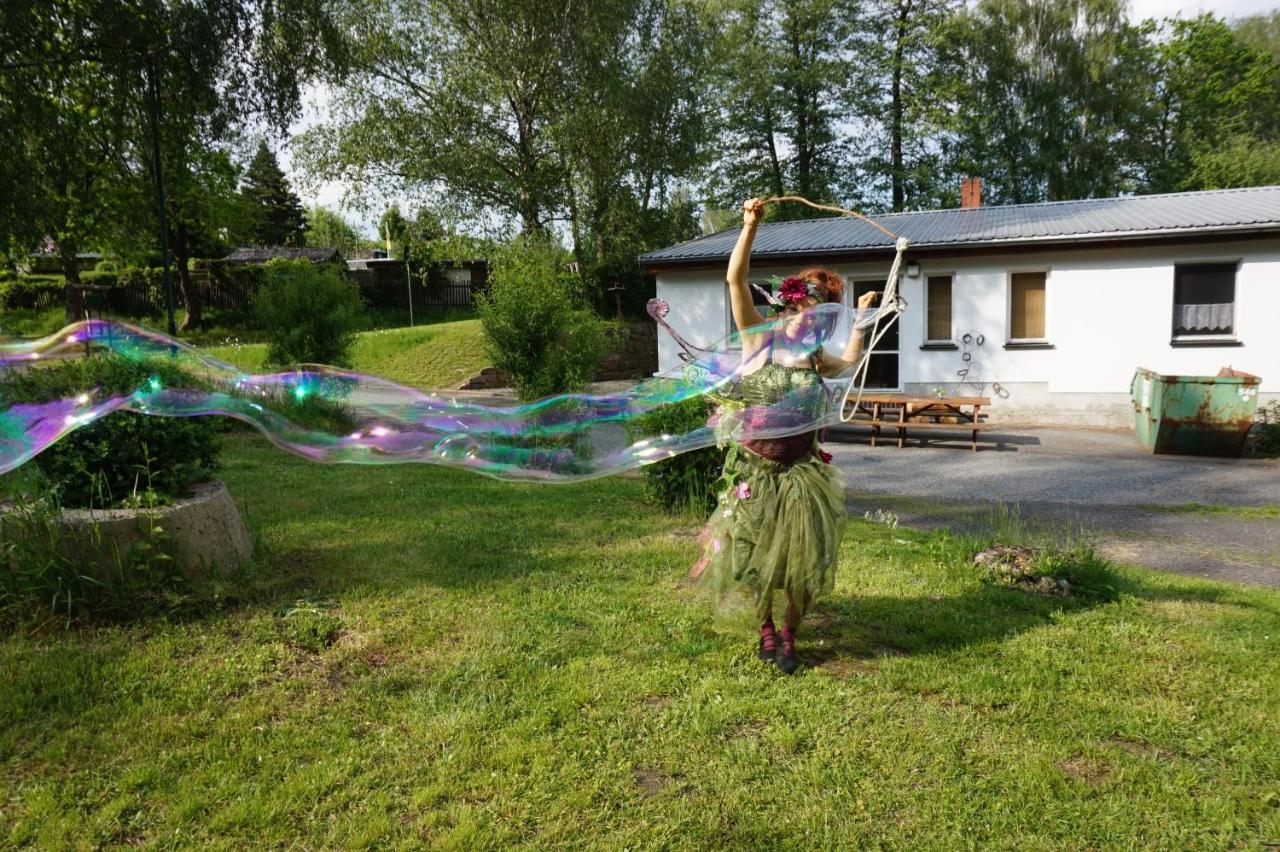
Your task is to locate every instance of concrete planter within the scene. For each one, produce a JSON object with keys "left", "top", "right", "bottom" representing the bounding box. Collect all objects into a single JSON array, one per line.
[{"left": 52, "top": 480, "right": 252, "bottom": 579}]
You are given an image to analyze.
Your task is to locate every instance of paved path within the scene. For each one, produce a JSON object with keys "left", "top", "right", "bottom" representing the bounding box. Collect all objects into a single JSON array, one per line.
[
  {"left": 828, "top": 427, "right": 1280, "bottom": 588},
  {"left": 825, "top": 426, "right": 1280, "bottom": 506}
]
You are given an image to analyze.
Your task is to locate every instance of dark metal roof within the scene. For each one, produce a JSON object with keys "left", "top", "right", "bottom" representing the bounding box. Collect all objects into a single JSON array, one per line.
[
  {"left": 225, "top": 246, "right": 341, "bottom": 263},
  {"left": 640, "top": 186, "right": 1280, "bottom": 267}
]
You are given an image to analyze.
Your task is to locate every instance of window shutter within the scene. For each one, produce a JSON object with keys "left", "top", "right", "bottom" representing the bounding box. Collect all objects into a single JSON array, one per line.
[
  {"left": 927, "top": 276, "right": 952, "bottom": 341},
  {"left": 1011, "top": 272, "right": 1046, "bottom": 339}
]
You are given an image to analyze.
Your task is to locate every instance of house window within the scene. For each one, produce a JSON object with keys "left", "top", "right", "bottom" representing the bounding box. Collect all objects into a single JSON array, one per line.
[
  {"left": 926, "top": 275, "right": 953, "bottom": 342},
  {"left": 1173, "top": 263, "right": 1236, "bottom": 338},
  {"left": 853, "top": 279, "right": 900, "bottom": 389},
  {"left": 1009, "top": 271, "right": 1047, "bottom": 341}
]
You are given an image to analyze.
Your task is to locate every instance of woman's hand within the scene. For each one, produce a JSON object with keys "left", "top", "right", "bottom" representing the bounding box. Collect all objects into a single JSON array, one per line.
[
  {"left": 743, "top": 197, "right": 765, "bottom": 228},
  {"left": 856, "top": 290, "right": 878, "bottom": 312}
]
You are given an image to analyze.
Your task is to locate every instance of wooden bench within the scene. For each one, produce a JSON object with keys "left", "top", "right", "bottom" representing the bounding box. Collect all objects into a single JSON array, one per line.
[{"left": 842, "top": 395, "right": 992, "bottom": 452}]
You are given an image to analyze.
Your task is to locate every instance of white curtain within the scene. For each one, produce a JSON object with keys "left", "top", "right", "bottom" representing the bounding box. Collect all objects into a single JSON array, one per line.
[{"left": 1175, "top": 302, "right": 1233, "bottom": 334}]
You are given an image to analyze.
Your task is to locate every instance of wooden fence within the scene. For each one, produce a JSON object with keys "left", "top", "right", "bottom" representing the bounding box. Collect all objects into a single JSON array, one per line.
[{"left": 348, "top": 268, "right": 477, "bottom": 310}]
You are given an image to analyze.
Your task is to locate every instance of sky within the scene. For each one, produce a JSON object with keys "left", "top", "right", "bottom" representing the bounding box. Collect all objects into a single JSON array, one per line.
[
  {"left": 1131, "top": 0, "right": 1276, "bottom": 19},
  {"left": 282, "top": 0, "right": 1280, "bottom": 239}
]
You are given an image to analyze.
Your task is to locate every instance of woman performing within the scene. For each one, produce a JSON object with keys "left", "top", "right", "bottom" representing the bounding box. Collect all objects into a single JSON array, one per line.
[{"left": 693, "top": 197, "right": 877, "bottom": 675}]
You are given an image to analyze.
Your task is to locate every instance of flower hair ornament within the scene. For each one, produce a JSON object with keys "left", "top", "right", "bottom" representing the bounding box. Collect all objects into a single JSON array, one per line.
[{"left": 764, "top": 275, "right": 820, "bottom": 311}]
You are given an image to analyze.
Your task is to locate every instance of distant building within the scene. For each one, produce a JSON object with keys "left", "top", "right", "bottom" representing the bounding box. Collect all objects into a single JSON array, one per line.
[
  {"left": 640, "top": 184, "right": 1280, "bottom": 427},
  {"left": 345, "top": 248, "right": 389, "bottom": 261},
  {"left": 21, "top": 251, "right": 103, "bottom": 275},
  {"left": 345, "top": 257, "right": 487, "bottom": 289},
  {"left": 224, "top": 246, "right": 343, "bottom": 264}
]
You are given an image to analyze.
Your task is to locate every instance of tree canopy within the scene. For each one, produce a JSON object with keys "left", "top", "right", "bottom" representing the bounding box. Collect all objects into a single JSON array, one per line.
[{"left": 4, "top": 0, "right": 1280, "bottom": 312}]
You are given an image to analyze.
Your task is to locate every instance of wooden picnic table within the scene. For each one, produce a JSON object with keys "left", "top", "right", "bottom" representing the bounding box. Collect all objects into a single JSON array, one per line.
[{"left": 842, "top": 394, "right": 992, "bottom": 451}]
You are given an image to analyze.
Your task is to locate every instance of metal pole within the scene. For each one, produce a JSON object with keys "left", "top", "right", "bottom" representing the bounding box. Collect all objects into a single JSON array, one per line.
[
  {"left": 147, "top": 57, "right": 178, "bottom": 336},
  {"left": 405, "top": 260, "right": 414, "bottom": 327}
]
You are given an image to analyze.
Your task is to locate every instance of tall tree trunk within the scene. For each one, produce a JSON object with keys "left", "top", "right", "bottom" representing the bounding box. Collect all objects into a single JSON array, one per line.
[
  {"left": 173, "top": 222, "right": 201, "bottom": 331},
  {"left": 891, "top": 0, "right": 912, "bottom": 211},
  {"left": 511, "top": 94, "right": 544, "bottom": 233},
  {"left": 763, "top": 106, "right": 785, "bottom": 198},
  {"left": 560, "top": 151, "right": 585, "bottom": 267},
  {"left": 789, "top": 29, "right": 811, "bottom": 198}
]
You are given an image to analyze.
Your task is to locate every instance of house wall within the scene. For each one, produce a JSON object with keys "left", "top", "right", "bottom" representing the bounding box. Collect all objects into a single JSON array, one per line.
[{"left": 652, "top": 238, "right": 1280, "bottom": 427}]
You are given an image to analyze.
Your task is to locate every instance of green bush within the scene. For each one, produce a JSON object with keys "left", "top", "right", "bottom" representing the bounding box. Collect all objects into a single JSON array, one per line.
[
  {"left": 0, "top": 307, "right": 65, "bottom": 337},
  {"left": 79, "top": 269, "right": 118, "bottom": 288},
  {"left": 204, "top": 259, "right": 265, "bottom": 293},
  {"left": 252, "top": 259, "right": 364, "bottom": 367},
  {"left": 476, "top": 235, "right": 607, "bottom": 401},
  {"left": 0, "top": 275, "right": 63, "bottom": 310},
  {"left": 1254, "top": 400, "right": 1280, "bottom": 457},
  {"left": 0, "top": 356, "right": 220, "bottom": 508},
  {"left": 629, "top": 389, "right": 725, "bottom": 514}
]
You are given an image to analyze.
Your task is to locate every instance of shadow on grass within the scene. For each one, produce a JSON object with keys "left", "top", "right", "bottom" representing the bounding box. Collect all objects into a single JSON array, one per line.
[{"left": 803, "top": 581, "right": 1109, "bottom": 667}]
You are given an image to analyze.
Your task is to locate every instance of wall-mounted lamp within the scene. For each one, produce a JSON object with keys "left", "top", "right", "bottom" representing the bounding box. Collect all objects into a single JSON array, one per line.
[{"left": 905, "top": 261, "right": 921, "bottom": 278}]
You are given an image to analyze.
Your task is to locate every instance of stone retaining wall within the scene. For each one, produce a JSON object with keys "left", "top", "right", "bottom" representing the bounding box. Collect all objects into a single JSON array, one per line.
[
  {"left": 595, "top": 322, "right": 658, "bottom": 381},
  {"left": 46, "top": 481, "right": 250, "bottom": 579}
]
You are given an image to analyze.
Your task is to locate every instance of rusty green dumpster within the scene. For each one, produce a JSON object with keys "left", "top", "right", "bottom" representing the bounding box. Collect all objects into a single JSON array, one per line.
[{"left": 1130, "top": 367, "right": 1262, "bottom": 457}]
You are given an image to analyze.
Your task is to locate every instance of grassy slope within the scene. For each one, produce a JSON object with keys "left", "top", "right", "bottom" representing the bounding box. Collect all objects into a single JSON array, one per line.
[
  {"left": 205, "top": 319, "right": 489, "bottom": 390},
  {"left": 1, "top": 435, "right": 1278, "bottom": 848}
]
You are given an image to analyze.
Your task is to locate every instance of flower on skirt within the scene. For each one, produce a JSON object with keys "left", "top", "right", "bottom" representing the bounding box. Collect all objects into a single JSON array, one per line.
[
  {"left": 734, "top": 481, "right": 752, "bottom": 500},
  {"left": 818, "top": 448, "right": 833, "bottom": 464}
]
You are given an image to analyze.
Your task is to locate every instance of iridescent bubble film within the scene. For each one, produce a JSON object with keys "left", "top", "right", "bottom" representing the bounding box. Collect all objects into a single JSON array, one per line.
[{"left": 0, "top": 302, "right": 895, "bottom": 482}]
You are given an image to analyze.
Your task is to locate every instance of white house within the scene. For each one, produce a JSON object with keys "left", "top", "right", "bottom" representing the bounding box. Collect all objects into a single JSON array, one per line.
[{"left": 639, "top": 185, "right": 1280, "bottom": 427}]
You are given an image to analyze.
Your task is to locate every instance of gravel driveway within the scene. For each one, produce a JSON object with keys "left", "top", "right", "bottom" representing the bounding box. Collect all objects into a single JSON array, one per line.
[{"left": 827, "top": 426, "right": 1280, "bottom": 588}]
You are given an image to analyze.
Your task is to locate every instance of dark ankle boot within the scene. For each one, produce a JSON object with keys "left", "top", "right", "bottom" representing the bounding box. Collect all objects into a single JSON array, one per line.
[
  {"left": 777, "top": 626, "right": 798, "bottom": 675},
  {"left": 758, "top": 620, "right": 778, "bottom": 661}
]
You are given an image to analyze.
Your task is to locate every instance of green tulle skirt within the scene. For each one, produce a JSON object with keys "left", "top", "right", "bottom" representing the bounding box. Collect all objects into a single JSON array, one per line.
[{"left": 694, "top": 441, "right": 847, "bottom": 624}]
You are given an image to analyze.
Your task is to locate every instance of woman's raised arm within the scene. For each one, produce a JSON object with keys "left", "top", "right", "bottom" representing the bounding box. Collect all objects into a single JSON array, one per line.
[{"left": 727, "top": 198, "right": 767, "bottom": 351}]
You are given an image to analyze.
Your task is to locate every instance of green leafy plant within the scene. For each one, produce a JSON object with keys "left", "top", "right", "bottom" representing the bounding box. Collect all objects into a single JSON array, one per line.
[
  {"left": 0, "top": 307, "right": 66, "bottom": 337},
  {"left": 1253, "top": 400, "right": 1280, "bottom": 457},
  {"left": 476, "top": 235, "right": 607, "bottom": 401},
  {"left": 628, "top": 388, "right": 725, "bottom": 514},
  {"left": 0, "top": 480, "right": 189, "bottom": 628},
  {"left": 0, "top": 275, "right": 63, "bottom": 310},
  {"left": 252, "top": 259, "right": 364, "bottom": 367},
  {"left": 280, "top": 598, "right": 343, "bottom": 653},
  {"left": 0, "top": 355, "right": 220, "bottom": 508}
]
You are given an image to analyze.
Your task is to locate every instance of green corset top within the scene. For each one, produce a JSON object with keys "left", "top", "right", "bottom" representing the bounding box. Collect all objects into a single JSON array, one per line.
[{"left": 739, "top": 362, "right": 829, "bottom": 414}]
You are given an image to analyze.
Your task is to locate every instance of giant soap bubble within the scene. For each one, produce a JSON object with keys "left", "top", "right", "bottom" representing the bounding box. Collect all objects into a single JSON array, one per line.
[{"left": 0, "top": 299, "right": 898, "bottom": 482}]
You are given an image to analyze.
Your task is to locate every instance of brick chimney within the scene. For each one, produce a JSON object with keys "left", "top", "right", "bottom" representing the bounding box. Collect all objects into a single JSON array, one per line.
[{"left": 961, "top": 176, "right": 983, "bottom": 209}]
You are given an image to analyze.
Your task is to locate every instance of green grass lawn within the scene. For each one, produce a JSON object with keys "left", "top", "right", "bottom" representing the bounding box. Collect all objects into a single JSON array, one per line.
[
  {"left": 2, "top": 434, "right": 1278, "bottom": 847},
  {"left": 1151, "top": 502, "right": 1280, "bottom": 520},
  {"left": 0, "top": 309, "right": 487, "bottom": 391},
  {"left": 205, "top": 319, "right": 489, "bottom": 389}
]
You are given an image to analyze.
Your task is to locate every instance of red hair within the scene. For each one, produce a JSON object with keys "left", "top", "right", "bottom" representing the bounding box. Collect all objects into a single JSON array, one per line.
[{"left": 795, "top": 267, "right": 845, "bottom": 304}]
